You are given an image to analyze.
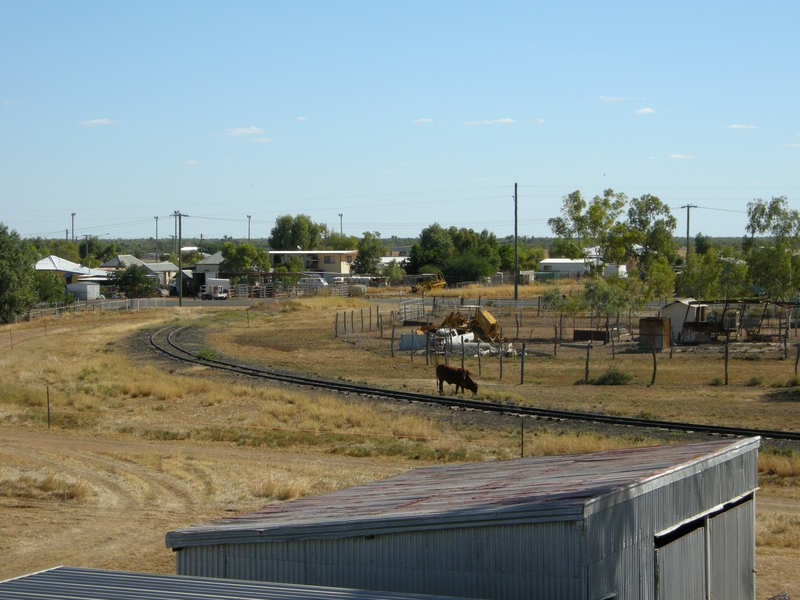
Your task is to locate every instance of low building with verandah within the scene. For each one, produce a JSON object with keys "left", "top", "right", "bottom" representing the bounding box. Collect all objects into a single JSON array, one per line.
[{"left": 167, "top": 437, "right": 759, "bottom": 600}]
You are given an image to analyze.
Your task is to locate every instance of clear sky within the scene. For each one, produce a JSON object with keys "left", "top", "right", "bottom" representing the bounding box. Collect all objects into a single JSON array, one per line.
[{"left": 1, "top": 1, "right": 798, "bottom": 244}]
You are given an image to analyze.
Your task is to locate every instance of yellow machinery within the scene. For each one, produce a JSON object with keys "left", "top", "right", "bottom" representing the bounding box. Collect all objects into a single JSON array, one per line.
[
  {"left": 416, "top": 308, "right": 504, "bottom": 343},
  {"left": 411, "top": 270, "right": 446, "bottom": 293}
]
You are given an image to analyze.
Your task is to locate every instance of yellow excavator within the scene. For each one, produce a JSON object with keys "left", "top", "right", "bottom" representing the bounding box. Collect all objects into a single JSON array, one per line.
[{"left": 411, "top": 270, "right": 446, "bottom": 293}]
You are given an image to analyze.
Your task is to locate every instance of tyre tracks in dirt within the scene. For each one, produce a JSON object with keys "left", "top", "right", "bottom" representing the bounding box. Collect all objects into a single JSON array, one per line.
[{"left": 0, "top": 428, "right": 404, "bottom": 580}]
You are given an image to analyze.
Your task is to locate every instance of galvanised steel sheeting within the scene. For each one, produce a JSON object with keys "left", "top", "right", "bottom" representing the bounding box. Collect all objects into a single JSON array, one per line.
[
  {"left": 167, "top": 438, "right": 759, "bottom": 550},
  {"left": 710, "top": 501, "right": 756, "bottom": 600},
  {"left": 177, "top": 522, "right": 586, "bottom": 600},
  {"left": 0, "top": 566, "right": 474, "bottom": 599},
  {"left": 170, "top": 438, "right": 760, "bottom": 600},
  {"left": 655, "top": 527, "right": 706, "bottom": 598}
]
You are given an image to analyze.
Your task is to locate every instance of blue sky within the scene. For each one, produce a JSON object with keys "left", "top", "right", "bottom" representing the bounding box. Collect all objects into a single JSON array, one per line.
[{"left": 2, "top": 1, "right": 799, "bottom": 244}]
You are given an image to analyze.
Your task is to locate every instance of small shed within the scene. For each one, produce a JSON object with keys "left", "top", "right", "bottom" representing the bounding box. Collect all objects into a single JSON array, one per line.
[
  {"left": 0, "top": 566, "right": 467, "bottom": 599},
  {"left": 639, "top": 317, "right": 670, "bottom": 351},
  {"left": 66, "top": 282, "right": 101, "bottom": 301},
  {"left": 167, "top": 438, "right": 759, "bottom": 600},
  {"left": 661, "top": 298, "right": 708, "bottom": 342}
]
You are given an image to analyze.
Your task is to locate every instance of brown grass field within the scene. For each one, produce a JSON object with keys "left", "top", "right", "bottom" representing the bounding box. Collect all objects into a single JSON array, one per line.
[{"left": 1, "top": 291, "right": 799, "bottom": 596}]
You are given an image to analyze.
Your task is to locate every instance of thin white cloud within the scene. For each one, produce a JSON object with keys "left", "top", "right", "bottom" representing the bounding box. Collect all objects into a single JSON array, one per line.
[
  {"left": 186, "top": 160, "right": 198, "bottom": 165},
  {"left": 296, "top": 116, "right": 307, "bottom": 121},
  {"left": 729, "top": 124, "right": 758, "bottom": 129},
  {"left": 462, "top": 118, "right": 517, "bottom": 125},
  {"left": 600, "top": 96, "right": 643, "bottom": 101},
  {"left": 78, "top": 118, "right": 120, "bottom": 126},
  {"left": 649, "top": 156, "right": 658, "bottom": 160},
  {"left": 226, "top": 126, "right": 264, "bottom": 136},
  {"left": 636, "top": 108, "right": 654, "bottom": 114},
  {"left": 412, "top": 118, "right": 433, "bottom": 123},
  {"left": 670, "top": 154, "right": 692, "bottom": 160},
  {"left": 538, "top": 118, "right": 545, "bottom": 123},
  {"left": 253, "top": 137, "right": 275, "bottom": 143},
  {"left": 784, "top": 143, "right": 800, "bottom": 147}
]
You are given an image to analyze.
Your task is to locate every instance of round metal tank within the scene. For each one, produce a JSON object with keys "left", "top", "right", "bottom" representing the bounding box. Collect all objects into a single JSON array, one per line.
[{"left": 348, "top": 284, "right": 367, "bottom": 297}]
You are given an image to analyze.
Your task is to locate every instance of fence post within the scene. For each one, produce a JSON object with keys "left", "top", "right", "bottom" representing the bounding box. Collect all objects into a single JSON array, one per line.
[
  {"left": 477, "top": 345, "right": 482, "bottom": 376},
  {"left": 650, "top": 344, "right": 657, "bottom": 385},
  {"left": 390, "top": 325, "right": 396, "bottom": 358},
  {"left": 370, "top": 306, "right": 373, "bottom": 331},
  {"left": 334, "top": 313, "right": 338, "bottom": 338},
  {"left": 351, "top": 311, "right": 355, "bottom": 335},
  {"left": 47, "top": 387, "right": 51, "bottom": 429},
  {"left": 361, "top": 309, "right": 364, "bottom": 333},
  {"left": 724, "top": 339, "right": 729, "bottom": 385},
  {"left": 499, "top": 344, "right": 503, "bottom": 380},
  {"left": 553, "top": 319, "right": 558, "bottom": 356},
  {"left": 380, "top": 314, "right": 384, "bottom": 338},
  {"left": 410, "top": 329, "right": 414, "bottom": 362},
  {"left": 520, "top": 343, "right": 526, "bottom": 384},
  {"left": 515, "top": 313, "right": 520, "bottom": 339},
  {"left": 585, "top": 344, "right": 591, "bottom": 383},
  {"left": 461, "top": 341, "right": 465, "bottom": 369}
]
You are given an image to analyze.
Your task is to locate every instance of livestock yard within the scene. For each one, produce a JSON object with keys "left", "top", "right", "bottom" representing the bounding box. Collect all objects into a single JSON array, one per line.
[{"left": 1, "top": 290, "right": 800, "bottom": 597}]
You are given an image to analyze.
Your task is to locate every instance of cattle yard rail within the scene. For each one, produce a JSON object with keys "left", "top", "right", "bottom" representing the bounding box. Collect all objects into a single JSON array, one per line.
[{"left": 150, "top": 325, "right": 800, "bottom": 443}]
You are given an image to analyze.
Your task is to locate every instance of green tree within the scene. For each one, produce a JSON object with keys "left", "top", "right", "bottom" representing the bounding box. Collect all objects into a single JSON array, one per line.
[
  {"left": 352, "top": 231, "right": 386, "bottom": 274},
  {"left": 742, "top": 197, "right": 800, "bottom": 300},
  {"left": 220, "top": 242, "right": 270, "bottom": 273},
  {"left": 326, "top": 232, "right": 359, "bottom": 250},
  {"left": 380, "top": 260, "right": 406, "bottom": 286},
  {"left": 627, "top": 194, "right": 678, "bottom": 273},
  {"left": 675, "top": 248, "right": 749, "bottom": 300},
  {"left": 441, "top": 252, "right": 496, "bottom": 279},
  {"left": 269, "top": 214, "right": 327, "bottom": 251},
  {"left": 640, "top": 256, "right": 676, "bottom": 302},
  {"left": 109, "top": 265, "right": 155, "bottom": 298},
  {"left": 548, "top": 189, "right": 628, "bottom": 273},
  {"left": 407, "top": 223, "right": 455, "bottom": 274},
  {"left": 498, "top": 244, "right": 545, "bottom": 271},
  {"left": 694, "top": 232, "right": 713, "bottom": 255},
  {"left": 36, "top": 272, "right": 66, "bottom": 303},
  {"left": 0, "top": 224, "right": 38, "bottom": 323}
]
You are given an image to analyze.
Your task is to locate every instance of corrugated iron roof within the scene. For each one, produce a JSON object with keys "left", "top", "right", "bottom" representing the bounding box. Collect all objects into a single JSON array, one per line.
[
  {"left": 0, "top": 567, "right": 473, "bottom": 599},
  {"left": 166, "top": 438, "right": 759, "bottom": 548}
]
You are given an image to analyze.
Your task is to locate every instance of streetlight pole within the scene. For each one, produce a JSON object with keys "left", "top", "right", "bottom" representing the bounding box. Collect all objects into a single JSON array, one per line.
[
  {"left": 247, "top": 215, "right": 251, "bottom": 241},
  {"left": 154, "top": 216, "right": 159, "bottom": 260},
  {"left": 338, "top": 214, "right": 343, "bottom": 236},
  {"left": 173, "top": 211, "right": 188, "bottom": 307},
  {"left": 71, "top": 213, "right": 76, "bottom": 243}
]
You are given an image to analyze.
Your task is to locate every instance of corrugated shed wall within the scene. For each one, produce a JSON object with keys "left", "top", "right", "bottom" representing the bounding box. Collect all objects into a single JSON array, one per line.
[
  {"left": 655, "top": 527, "right": 706, "bottom": 599},
  {"left": 177, "top": 522, "right": 585, "bottom": 600},
  {"left": 710, "top": 501, "right": 755, "bottom": 600},
  {"left": 585, "top": 448, "right": 757, "bottom": 600}
]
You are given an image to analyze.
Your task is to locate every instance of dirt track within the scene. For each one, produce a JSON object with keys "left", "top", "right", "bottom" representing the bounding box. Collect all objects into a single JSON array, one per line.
[{"left": 0, "top": 429, "right": 404, "bottom": 579}]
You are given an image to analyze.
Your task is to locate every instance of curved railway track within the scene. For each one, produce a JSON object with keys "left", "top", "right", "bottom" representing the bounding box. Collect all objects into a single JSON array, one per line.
[{"left": 150, "top": 325, "right": 800, "bottom": 443}]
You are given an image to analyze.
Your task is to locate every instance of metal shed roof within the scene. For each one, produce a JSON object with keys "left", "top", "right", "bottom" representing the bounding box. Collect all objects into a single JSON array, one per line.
[
  {"left": 167, "top": 438, "right": 759, "bottom": 549},
  {"left": 0, "top": 567, "right": 471, "bottom": 599}
]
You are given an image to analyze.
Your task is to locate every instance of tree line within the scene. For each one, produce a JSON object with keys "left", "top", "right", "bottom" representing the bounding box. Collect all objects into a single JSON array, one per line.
[{"left": 0, "top": 192, "right": 796, "bottom": 322}]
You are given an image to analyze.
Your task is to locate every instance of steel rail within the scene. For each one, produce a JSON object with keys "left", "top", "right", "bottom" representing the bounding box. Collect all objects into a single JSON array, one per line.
[{"left": 150, "top": 326, "right": 800, "bottom": 442}]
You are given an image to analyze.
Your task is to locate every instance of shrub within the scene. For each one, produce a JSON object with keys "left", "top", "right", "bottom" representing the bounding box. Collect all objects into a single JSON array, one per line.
[
  {"left": 196, "top": 348, "right": 217, "bottom": 360},
  {"left": 589, "top": 366, "right": 634, "bottom": 386},
  {"left": 745, "top": 376, "right": 764, "bottom": 387}
]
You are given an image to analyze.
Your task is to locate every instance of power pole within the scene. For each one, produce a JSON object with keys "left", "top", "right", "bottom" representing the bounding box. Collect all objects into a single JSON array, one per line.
[
  {"left": 174, "top": 211, "right": 187, "bottom": 306},
  {"left": 514, "top": 182, "right": 519, "bottom": 302},
  {"left": 338, "top": 213, "right": 343, "bottom": 235},
  {"left": 247, "top": 215, "right": 251, "bottom": 241},
  {"left": 84, "top": 234, "right": 90, "bottom": 267},
  {"left": 173, "top": 212, "right": 178, "bottom": 257},
  {"left": 65, "top": 229, "right": 69, "bottom": 242},
  {"left": 680, "top": 204, "right": 697, "bottom": 267},
  {"left": 154, "top": 216, "right": 159, "bottom": 261},
  {"left": 71, "top": 213, "right": 76, "bottom": 243}
]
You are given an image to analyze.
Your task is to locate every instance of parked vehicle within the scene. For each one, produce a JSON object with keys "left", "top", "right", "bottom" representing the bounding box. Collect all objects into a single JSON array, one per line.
[
  {"left": 297, "top": 277, "right": 328, "bottom": 291},
  {"left": 201, "top": 278, "right": 230, "bottom": 300}
]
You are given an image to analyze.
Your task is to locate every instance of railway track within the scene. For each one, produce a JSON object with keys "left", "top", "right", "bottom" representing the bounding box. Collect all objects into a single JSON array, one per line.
[{"left": 150, "top": 325, "right": 800, "bottom": 443}]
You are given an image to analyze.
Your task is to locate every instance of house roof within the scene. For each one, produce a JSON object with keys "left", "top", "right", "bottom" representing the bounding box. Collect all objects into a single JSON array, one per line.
[
  {"left": 34, "top": 255, "right": 109, "bottom": 278},
  {"left": 166, "top": 438, "right": 759, "bottom": 549},
  {"left": 195, "top": 251, "right": 223, "bottom": 265},
  {"left": 0, "top": 567, "right": 466, "bottom": 600},
  {"left": 269, "top": 250, "right": 357, "bottom": 255},
  {"left": 145, "top": 261, "right": 179, "bottom": 273},
  {"left": 100, "top": 255, "right": 146, "bottom": 268}
]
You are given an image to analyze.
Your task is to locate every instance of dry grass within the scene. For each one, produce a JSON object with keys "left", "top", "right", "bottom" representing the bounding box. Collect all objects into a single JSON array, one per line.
[
  {"left": 1, "top": 302, "right": 800, "bottom": 596},
  {"left": 0, "top": 467, "right": 88, "bottom": 501}
]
